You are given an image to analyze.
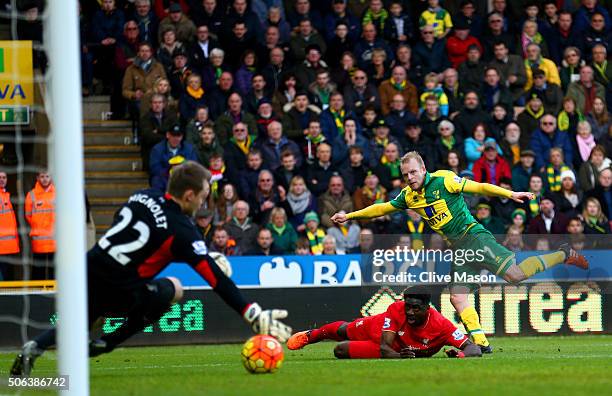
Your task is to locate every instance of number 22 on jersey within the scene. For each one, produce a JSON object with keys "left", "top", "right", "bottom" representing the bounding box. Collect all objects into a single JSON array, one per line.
[{"left": 98, "top": 207, "right": 151, "bottom": 265}]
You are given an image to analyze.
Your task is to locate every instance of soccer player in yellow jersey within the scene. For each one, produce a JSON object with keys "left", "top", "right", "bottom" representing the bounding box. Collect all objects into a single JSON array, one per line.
[{"left": 331, "top": 152, "right": 589, "bottom": 353}]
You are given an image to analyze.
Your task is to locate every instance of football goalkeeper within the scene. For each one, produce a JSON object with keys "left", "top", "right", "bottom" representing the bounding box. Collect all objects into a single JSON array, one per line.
[{"left": 331, "top": 151, "right": 588, "bottom": 353}]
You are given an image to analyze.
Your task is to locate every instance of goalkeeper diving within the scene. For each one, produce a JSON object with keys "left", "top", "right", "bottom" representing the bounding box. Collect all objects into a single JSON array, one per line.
[{"left": 331, "top": 151, "right": 589, "bottom": 353}]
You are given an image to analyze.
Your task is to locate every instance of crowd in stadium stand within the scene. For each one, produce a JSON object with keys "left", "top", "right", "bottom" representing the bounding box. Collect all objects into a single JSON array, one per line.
[
  {"left": 74, "top": 0, "right": 612, "bottom": 257},
  {"left": 3, "top": 0, "right": 611, "bottom": 275}
]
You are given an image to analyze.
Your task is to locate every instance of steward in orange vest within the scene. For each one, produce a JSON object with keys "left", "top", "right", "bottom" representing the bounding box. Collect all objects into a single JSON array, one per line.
[
  {"left": 25, "top": 173, "right": 56, "bottom": 254},
  {"left": 0, "top": 172, "right": 20, "bottom": 255}
]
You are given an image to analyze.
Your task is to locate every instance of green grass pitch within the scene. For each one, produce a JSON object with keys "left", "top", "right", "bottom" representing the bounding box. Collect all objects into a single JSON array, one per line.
[{"left": 1, "top": 335, "right": 611, "bottom": 395}]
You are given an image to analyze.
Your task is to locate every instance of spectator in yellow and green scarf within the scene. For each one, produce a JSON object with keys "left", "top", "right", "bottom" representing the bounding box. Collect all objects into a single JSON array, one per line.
[
  {"left": 361, "top": 0, "right": 388, "bottom": 34},
  {"left": 374, "top": 142, "right": 402, "bottom": 191},
  {"left": 544, "top": 148, "right": 572, "bottom": 192}
]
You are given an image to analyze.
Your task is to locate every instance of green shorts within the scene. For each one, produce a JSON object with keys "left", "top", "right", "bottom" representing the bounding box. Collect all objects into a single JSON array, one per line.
[{"left": 449, "top": 223, "right": 515, "bottom": 289}]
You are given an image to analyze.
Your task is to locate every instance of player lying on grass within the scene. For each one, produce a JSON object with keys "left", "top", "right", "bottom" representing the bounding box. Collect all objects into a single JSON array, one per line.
[
  {"left": 11, "top": 161, "right": 292, "bottom": 376},
  {"left": 331, "top": 151, "right": 589, "bottom": 353},
  {"left": 287, "top": 289, "right": 481, "bottom": 359}
]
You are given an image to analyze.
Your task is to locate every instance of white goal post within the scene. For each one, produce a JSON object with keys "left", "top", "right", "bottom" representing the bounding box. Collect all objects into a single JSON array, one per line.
[{"left": 45, "top": 1, "right": 89, "bottom": 394}]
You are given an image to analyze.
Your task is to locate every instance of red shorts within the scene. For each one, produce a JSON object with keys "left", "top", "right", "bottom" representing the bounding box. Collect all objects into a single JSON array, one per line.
[
  {"left": 344, "top": 316, "right": 384, "bottom": 359},
  {"left": 345, "top": 315, "right": 383, "bottom": 343}
]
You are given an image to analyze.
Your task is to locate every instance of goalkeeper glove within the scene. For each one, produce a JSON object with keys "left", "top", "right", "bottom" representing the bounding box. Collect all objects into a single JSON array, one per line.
[{"left": 243, "top": 303, "right": 292, "bottom": 343}]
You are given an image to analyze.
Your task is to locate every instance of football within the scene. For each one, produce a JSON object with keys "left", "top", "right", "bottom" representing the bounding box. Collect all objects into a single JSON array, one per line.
[
  {"left": 241, "top": 335, "right": 284, "bottom": 374},
  {"left": 208, "top": 251, "right": 232, "bottom": 277}
]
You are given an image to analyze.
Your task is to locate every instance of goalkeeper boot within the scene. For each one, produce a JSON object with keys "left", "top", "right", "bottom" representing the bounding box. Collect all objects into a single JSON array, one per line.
[
  {"left": 558, "top": 243, "right": 589, "bottom": 270},
  {"left": 89, "top": 338, "right": 114, "bottom": 357},
  {"left": 287, "top": 331, "right": 311, "bottom": 350},
  {"left": 11, "top": 341, "right": 43, "bottom": 377},
  {"left": 480, "top": 344, "right": 493, "bottom": 354}
]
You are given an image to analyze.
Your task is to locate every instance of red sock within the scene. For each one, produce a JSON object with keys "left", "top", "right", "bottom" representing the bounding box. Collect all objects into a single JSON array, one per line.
[{"left": 308, "top": 321, "right": 346, "bottom": 343}]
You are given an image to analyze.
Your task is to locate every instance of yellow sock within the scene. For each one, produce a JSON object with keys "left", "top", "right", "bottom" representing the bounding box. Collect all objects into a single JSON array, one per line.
[
  {"left": 459, "top": 306, "right": 489, "bottom": 347},
  {"left": 518, "top": 251, "right": 566, "bottom": 277}
]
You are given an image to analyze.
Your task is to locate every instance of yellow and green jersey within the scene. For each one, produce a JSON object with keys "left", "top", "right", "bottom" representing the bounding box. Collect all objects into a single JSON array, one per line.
[
  {"left": 419, "top": 8, "right": 453, "bottom": 38},
  {"left": 389, "top": 170, "right": 476, "bottom": 242}
]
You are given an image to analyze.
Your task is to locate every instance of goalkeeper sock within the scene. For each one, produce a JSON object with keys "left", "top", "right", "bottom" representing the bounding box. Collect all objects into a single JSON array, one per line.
[
  {"left": 33, "top": 329, "right": 56, "bottom": 350},
  {"left": 518, "top": 251, "right": 565, "bottom": 278},
  {"left": 309, "top": 321, "right": 346, "bottom": 343},
  {"left": 459, "top": 306, "right": 489, "bottom": 347}
]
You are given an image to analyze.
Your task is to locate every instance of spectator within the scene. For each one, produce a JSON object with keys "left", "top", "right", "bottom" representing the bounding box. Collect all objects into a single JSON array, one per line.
[
  {"left": 192, "top": 120, "right": 223, "bottom": 167},
  {"left": 434, "top": 120, "right": 464, "bottom": 170},
  {"left": 527, "top": 194, "right": 570, "bottom": 234},
  {"left": 320, "top": 92, "right": 355, "bottom": 141},
  {"left": 499, "top": 122, "right": 522, "bottom": 166},
  {"left": 578, "top": 145, "right": 612, "bottom": 191},
  {"left": 332, "top": 118, "right": 369, "bottom": 168},
  {"left": 207, "top": 71, "right": 236, "bottom": 120},
  {"left": 480, "top": 12, "right": 515, "bottom": 61},
  {"left": 201, "top": 48, "right": 230, "bottom": 92},
  {"left": 379, "top": 66, "right": 418, "bottom": 116},
  {"left": 374, "top": 142, "right": 402, "bottom": 191},
  {"left": 368, "top": 118, "right": 401, "bottom": 168},
  {"left": 553, "top": 170, "right": 582, "bottom": 218},
  {"left": 259, "top": 7, "right": 292, "bottom": 45},
  {"left": 543, "top": 147, "right": 572, "bottom": 192},
  {"left": 441, "top": 68, "right": 462, "bottom": 117},
  {"left": 529, "top": 113, "right": 574, "bottom": 170},
  {"left": 213, "top": 184, "right": 239, "bottom": 226},
  {"left": 295, "top": 237, "right": 311, "bottom": 255},
  {"left": 282, "top": 92, "right": 320, "bottom": 142},
  {"left": 567, "top": 66, "right": 606, "bottom": 115},
  {"left": 167, "top": 47, "right": 193, "bottom": 100},
  {"left": 583, "top": 12, "right": 612, "bottom": 60},
  {"left": 475, "top": 200, "right": 506, "bottom": 235},
  {"left": 520, "top": 20, "right": 549, "bottom": 59},
  {"left": 191, "top": 0, "right": 224, "bottom": 37},
  {"left": 225, "top": 0, "right": 264, "bottom": 43},
  {"left": 237, "top": 149, "right": 265, "bottom": 199},
  {"left": 573, "top": 0, "right": 611, "bottom": 35},
  {"left": 185, "top": 106, "right": 211, "bottom": 145},
  {"left": 322, "top": 234, "right": 344, "bottom": 254},
  {"left": 177, "top": 73, "right": 206, "bottom": 124},
  {"left": 308, "top": 70, "right": 337, "bottom": 111},
  {"left": 318, "top": 175, "right": 354, "bottom": 228},
  {"left": 141, "top": 77, "right": 178, "bottom": 115},
  {"left": 503, "top": 225, "right": 525, "bottom": 252},
  {"left": 149, "top": 125, "right": 198, "bottom": 188},
  {"left": 157, "top": 3, "right": 196, "bottom": 45},
  {"left": 26, "top": 171, "right": 56, "bottom": 280},
  {"left": 590, "top": 45, "right": 612, "bottom": 109},
  {"left": 582, "top": 196, "right": 611, "bottom": 234},
  {"left": 524, "top": 174, "right": 545, "bottom": 220},
  {"left": 488, "top": 39, "right": 527, "bottom": 105},
  {"left": 140, "top": 94, "right": 178, "bottom": 170},
  {"left": 453, "top": 91, "right": 490, "bottom": 140},
  {"left": 383, "top": 1, "right": 413, "bottom": 47},
  {"left": 112, "top": 20, "right": 141, "bottom": 118},
  {"left": 419, "top": 0, "right": 453, "bottom": 39},
  {"left": 123, "top": 42, "right": 167, "bottom": 138},
  {"left": 259, "top": 121, "right": 303, "bottom": 171},
  {"left": 464, "top": 123, "right": 499, "bottom": 170},
  {"left": 420, "top": 73, "right": 449, "bottom": 116},
  {"left": 274, "top": 150, "right": 303, "bottom": 191},
  {"left": 454, "top": 0, "right": 482, "bottom": 38},
  {"left": 91, "top": 0, "right": 125, "bottom": 91},
  {"left": 248, "top": 169, "right": 283, "bottom": 224},
  {"left": 587, "top": 97, "right": 611, "bottom": 140},
  {"left": 288, "top": 0, "right": 323, "bottom": 32},
  {"left": 246, "top": 228, "right": 282, "bottom": 256},
  {"left": 224, "top": 200, "right": 259, "bottom": 253},
  {"left": 324, "top": 0, "right": 360, "bottom": 42},
  {"left": 524, "top": 43, "right": 561, "bottom": 91},
  {"left": 559, "top": 46, "right": 585, "bottom": 92},
  {"left": 490, "top": 177, "right": 517, "bottom": 224},
  {"left": 472, "top": 140, "right": 512, "bottom": 185},
  {"left": 585, "top": 167, "right": 612, "bottom": 222},
  {"left": 361, "top": 0, "right": 388, "bottom": 35},
  {"left": 446, "top": 19, "right": 481, "bottom": 69},
  {"left": 223, "top": 21, "right": 257, "bottom": 70},
  {"left": 574, "top": 121, "right": 597, "bottom": 169},
  {"left": 340, "top": 146, "right": 370, "bottom": 194},
  {"left": 263, "top": 48, "right": 290, "bottom": 99},
  {"left": 526, "top": 69, "right": 563, "bottom": 114},
  {"left": 412, "top": 24, "right": 450, "bottom": 76},
  {"left": 0, "top": 172, "right": 19, "bottom": 280},
  {"left": 266, "top": 207, "right": 298, "bottom": 254},
  {"left": 332, "top": 50, "right": 361, "bottom": 92},
  {"left": 481, "top": 66, "right": 514, "bottom": 113},
  {"left": 353, "top": 172, "right": 388, "bottom": 232},
  {"left": 157, "top": 26, "right": 184, "bottom": 74},
  {"left": 195, "top": 208, "right": 214, "bottom": 246},
  {"left": 132, "top": 0, "right": 158, "bottom": 46},
  {"left": 510, "top": 208, "right": 527, "bottom": 233},
  {"left": 188, "top": 24, "right": 219, "bottom": 74},
  {"left": 443, "top": 149, "right": 465, "bottom": 175},
  {"left": 512, "top": 150, "right": 538, "bottom": 191},
  {"left": 285, "top": 175, "right": 317, "bottom": 232},
  {"left": 210, "top": 227, "right": 241, "bottom": 256},
  {"left": 290, "top": 19, "right": 326, "bottom": 63},
  {"left": 245, "top": 74, "right": 270, "bottom": 115},
  {"left": 294, "top": 44, "right": 329, "bottom": 90},
  {"left": 303, "top": 211, "right": 326, "bottom": 255},
  {"left": 343, "top": 69, "right": 380, "bottom": 117},
  {"left": 458, "top": 44, "right": 486, "bottom": 93},
  {"left": 517, "top": 96, "right": 545, "bottom": 148},
  {"left": 399, "top": 121, "right": 433, "bottom": 168},
  {"left": 214, "top": 93, "right": 257, "bottom": 145}
]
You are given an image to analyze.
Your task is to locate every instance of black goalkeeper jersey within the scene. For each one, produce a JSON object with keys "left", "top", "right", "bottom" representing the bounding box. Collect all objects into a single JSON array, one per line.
[{"left": 88, "top": 189, "right": 248, "bottom": 313}]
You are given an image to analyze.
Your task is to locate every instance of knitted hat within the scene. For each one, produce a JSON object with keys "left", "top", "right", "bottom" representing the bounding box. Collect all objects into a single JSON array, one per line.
[
  {"left": 511, "top": 208, "right": 527, "bottom": 223},
  {"left": 303, "top": 211, "right": 320, "bottom": 225},
  {"left": 560, "top": 169, "right": 576, "bottom": 183}
]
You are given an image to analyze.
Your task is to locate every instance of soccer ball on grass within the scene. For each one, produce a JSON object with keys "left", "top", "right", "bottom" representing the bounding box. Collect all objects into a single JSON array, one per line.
[{"left": 241, "top": 335, "right": 284, "bottom": 374}]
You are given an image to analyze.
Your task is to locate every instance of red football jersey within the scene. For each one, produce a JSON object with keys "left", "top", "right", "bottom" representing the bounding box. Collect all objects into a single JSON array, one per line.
[{"left": 380, "top": 301, "right": 469, "bottom": 356}]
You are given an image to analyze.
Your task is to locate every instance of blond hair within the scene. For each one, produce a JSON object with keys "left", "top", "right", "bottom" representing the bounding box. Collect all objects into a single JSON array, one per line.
[{"left": 401, "top": 151, "right": 425, "bottom": 167}]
